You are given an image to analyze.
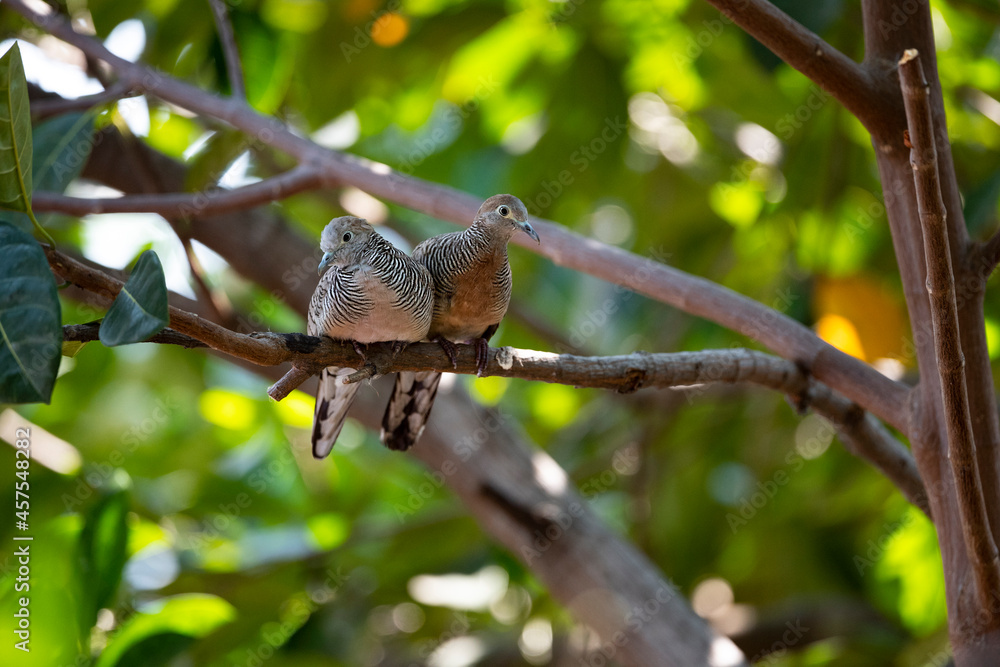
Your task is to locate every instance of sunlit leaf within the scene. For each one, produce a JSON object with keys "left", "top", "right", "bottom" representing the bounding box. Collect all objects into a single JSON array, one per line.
[
  {"left": 0, "top": 42, "right": 52, "bottom": 244},
  {"left": 95, "top": 594, "right": 237, "bottom": 667}
]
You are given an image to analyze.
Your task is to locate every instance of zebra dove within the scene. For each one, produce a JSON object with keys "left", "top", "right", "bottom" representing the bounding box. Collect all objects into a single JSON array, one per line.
[
  {"left": 380, "top": 194, "right": 538, "bottom": 451},
  {"left": 308, "top": 216, "right": 433, "bottom": 458}
]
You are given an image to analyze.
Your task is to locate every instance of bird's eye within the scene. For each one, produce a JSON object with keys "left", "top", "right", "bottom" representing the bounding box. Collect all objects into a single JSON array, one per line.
[
  {"left": 498, "top": 205, "right": 510, "bottom": 217},
  {"left": 342, "top": 231, "right": 353, "bottom": 242}
]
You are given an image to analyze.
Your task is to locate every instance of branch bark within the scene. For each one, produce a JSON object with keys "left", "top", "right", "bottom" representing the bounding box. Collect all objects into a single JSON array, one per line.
[
  {"left": 29, "top": 81, "right": 138, "bottom": 120},
  {"left": 899, "top": 49, "right": 1000, "bottom": 613},
  {"left": 32, "top": 164, "right": 324, "bottom": 217}
]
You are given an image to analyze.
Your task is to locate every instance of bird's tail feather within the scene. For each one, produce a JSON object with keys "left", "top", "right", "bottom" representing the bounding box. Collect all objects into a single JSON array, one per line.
[
  {"left": 380, "top": 371, "right": 442, "bottom": 451},
  {"left": 312, "top": 367, "right": 362, "bottom": 458}
]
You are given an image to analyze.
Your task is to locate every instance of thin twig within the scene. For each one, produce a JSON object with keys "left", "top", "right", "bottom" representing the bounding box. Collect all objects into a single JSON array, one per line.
[
  {"left": 178, "top": 232, "right": 235, "bottom": 326},
  {"left": 31, "top": 164, "right": 323, "bottom": 217},
  {"left": 208, "top": 0, "right": 245, "bottom": 100},
  {"left": 899, "top": 49, "right": 1000, "bottom": 612},
  {"left": 3, "top": 0, "right": 912, "bottom": 435},
  {"left": 30, "top": 81, "right": 138, "bottom": 120},
  {"left": 63, "top": 323, "right": 206, "bottom": 348},
  {"left": 47, "top": 246, "right": 928, "bottom": 513}
]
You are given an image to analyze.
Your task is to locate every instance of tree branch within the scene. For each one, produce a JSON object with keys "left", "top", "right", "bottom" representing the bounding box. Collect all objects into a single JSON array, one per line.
[
  {"left": 63, "top": 322, "right": 206, "bottom": 348},
  {"left": 701, "top": 0, "right": 879, "bottom": 128},
  {"left": 899, "top": 49, "right": 1000, "bottom": 611},
  {"left": 50, "top": 246, "right": 928, "bottom": 515},
  {"left": 29, "top": 81, "right": 138, "bottom": 120},
  {"left": 31, "top": 164, "right": 324, "bottom": 217},
  {"left": 5, "top": 0, "right": 913, "bottom": 436},
  {"left": 208, "top": 0, "right": 245, "bottom": 100}
]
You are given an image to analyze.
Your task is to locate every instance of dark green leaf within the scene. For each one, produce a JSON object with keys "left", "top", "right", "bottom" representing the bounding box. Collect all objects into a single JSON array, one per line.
[
  {"left": 78, "top": 482, "right": 131, "bottom": 633},
  {"left": 0, "top": 220, "right": 62, "bottom": 403},
  {"left": 33, "top": 111, "right": 97, "bottom": 193},
  {"left": 96, "top": 594, "right": 237, "bottom": 667},
  {"left": 99, "top": 250, "right": 169, "bottom": 347}
]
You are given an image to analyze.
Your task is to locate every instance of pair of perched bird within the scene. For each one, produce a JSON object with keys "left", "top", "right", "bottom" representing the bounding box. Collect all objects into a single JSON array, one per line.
[{"left": 306, "top": 194, "right": 539, "bottom": 458}]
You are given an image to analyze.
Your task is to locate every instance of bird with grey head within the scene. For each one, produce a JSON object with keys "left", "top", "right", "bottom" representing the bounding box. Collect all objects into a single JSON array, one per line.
[
  {"left": 380, "top": 194, "right": 538, "bottom": 451},
  {"left": 307, "top": 216, "right": 433, "bottom": 458}
]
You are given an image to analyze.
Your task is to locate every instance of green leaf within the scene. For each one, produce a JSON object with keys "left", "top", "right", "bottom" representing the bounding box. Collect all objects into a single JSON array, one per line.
[
  {"left": 99, "top": 250, "right": 169, "bottom": 347},
  {"left": 33, "top": 111, "right": 97, "bottom": 193},
  {"left": 77, "top": 481, "right": 131, "bottom": 634},
  {"left": 0, "top": 220, "right": 62, "bottom": 403},
  {"left": 0, "top": 42, "right": 53, "bottom": 244},
  {"left": 96, "top": 594, "right": 237, "bottom": 667}
]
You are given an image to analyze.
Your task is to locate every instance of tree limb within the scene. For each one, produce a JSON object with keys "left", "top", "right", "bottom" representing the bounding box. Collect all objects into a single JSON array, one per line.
[
  {"left": 701, "top": 0, "right": 878, "bottom": 128},
  {"left": 899, "top": 49, "right": 1000, "bottom": 612},
  {"left": 31, "top": 164, "right": 324, "bottom": 217},
  {"left": 5, "top": 0, "right": 913, "bottom": 436},
  {"left": 208, "top": 0, "right": 245, "bottom": 100},
  {"left": 51, "top": 247, "right": 928, "bottom": 515}
]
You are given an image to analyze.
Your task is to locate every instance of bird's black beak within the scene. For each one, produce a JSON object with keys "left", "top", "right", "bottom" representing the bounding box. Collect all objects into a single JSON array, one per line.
[{"left": 519, "top": 221, "right": 540, "bottom": 243}]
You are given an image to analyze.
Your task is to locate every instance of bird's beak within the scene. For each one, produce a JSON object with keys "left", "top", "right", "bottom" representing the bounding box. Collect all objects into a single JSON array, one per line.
[
  {"left": 318, "top": 251, "right": 334, "bottom": 275},
  {"left": 519, "top": 221, "right": 540, "bottom": 243}
]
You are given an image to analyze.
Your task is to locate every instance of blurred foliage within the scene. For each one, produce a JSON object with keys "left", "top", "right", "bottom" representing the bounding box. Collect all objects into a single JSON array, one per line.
[{"left": 4, "top": 0, "right": 1000, "bottom": 664}]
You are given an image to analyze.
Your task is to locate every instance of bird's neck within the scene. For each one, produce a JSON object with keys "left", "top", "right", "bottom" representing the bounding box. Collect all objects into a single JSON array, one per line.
[{"left": 465, "top": 221, "right": 510, "bottom": 255}]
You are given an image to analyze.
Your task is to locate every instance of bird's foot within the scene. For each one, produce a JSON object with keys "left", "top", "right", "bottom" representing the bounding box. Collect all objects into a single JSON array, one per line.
[
  {"left": 434, "top": 336, "right": 459, "bottom": 369},
  {"left": 352, "top": 341, "right": 368, "bottom": 360},
  {"left": 390, "top": 340, "right": 408, "bottom": 357},
  {"left": 475, "top": 338, "right": 490, "bottom": 377}
]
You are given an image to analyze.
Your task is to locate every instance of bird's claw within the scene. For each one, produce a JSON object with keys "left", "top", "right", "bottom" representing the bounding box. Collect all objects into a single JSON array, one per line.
[
  {"left": 475, "top": 338, "right": 490, "bottom": 377},
  {"left": 435, "top": 336, "right": 459, "bottom": 369}
]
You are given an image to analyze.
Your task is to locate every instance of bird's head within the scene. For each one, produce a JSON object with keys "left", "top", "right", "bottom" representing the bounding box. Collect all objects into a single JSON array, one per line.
[
  {"left": 318, "top": 216, "right": 375, "bottom": 275},
  {"left": 476, "top": 194, "right": 539, "bottom": 243}
]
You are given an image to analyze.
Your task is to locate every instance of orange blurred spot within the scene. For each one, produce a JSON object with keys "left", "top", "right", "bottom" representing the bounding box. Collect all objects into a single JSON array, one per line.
[
  {"left": 371, "top": 12, "right": 408, "bottom": 47},
  {"left": 816, "top": 313, "right": 867, "bottom": 360},
  {"left": 814, "top": 275, "right": 908, "bottom": 364}
]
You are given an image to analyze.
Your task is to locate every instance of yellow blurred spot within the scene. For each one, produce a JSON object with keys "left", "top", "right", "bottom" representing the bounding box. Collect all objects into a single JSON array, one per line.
[
  {"left": 274, "top": 389, "right": 315, "bottom": 429},
  {"left": 307, "top": 513, "right": 350, "bottom": 550},
  {"left": 985, "top": 318, "right": 1000, "bottom": 360},
  {"left": 530, "top": 384, "right": 582, "bottom": 430},
  {"left": 709, "top": 181, "right": 763, "bottom": 229},
  {"left": 199, "top": 389, "right": 258, "bottom": 430},
  {"left": 814, "top": 276, "right": 907, "bottom": 363},
  {"left": 470, "top": 376, "right": 510, "bottom": 406},
  {"left": 815, "top": 314, "right": 866, "bottom": 361},
  {"left": 371, "top": 12, "right": 409, "bottom": 47},
  {"left": 261, "top": 0, "right": 328, "bottom": 33}
]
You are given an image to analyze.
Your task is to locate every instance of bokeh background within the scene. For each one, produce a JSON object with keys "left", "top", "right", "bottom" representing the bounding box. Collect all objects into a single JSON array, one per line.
[{"left": 4, "top": 0, "right": 1000, "bottom": 664}]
